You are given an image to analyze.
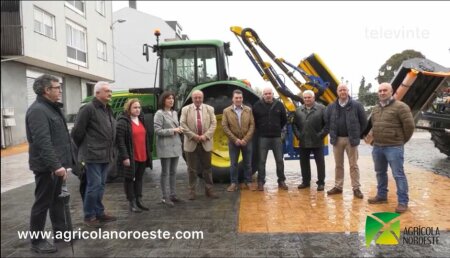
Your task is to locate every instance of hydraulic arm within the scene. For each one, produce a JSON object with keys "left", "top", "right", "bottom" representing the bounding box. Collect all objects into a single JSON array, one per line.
[{"left": 230, "top": 26, "right": 339, "bottom": 107}]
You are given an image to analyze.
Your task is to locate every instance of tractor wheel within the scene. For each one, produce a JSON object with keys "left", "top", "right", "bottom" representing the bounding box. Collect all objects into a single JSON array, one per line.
[
  {"left": 203, "top": 95, "right": 237, "bottom": 183},
  {"left": 430, "top": 121, "right": 450, "bottom": 157},
  {"left": 199, "top": 85, "right": 259, "bottom": 183}
]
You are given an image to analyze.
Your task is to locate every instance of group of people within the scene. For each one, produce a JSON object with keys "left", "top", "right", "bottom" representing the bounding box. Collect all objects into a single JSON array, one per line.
[{"left": 25, "top": 74, "right": 414, "bottom": 254}]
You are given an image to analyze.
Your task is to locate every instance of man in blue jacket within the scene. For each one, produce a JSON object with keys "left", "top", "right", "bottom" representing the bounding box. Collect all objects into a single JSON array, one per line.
[
  {"left": 26, "top": 74, "right": 75, "bottom": 253},
  {"left": 325, "top": 84, "right": 367, "bottom": 199}
]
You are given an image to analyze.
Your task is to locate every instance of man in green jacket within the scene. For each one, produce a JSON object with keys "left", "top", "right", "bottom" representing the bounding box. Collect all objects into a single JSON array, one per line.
[{"left": 368, "top": 82, "right": 415, "bottom": 213}]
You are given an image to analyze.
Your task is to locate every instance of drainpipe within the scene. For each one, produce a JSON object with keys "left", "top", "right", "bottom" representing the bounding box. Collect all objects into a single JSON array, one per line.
[{"left": 1, "top": 88, "right": 6, "bottom": 149}]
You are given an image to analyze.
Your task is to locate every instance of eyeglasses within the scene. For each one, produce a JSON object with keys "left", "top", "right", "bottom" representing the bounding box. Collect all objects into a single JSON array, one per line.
[{"left": 49, "top": 86, "right": 62, "bottom": 91}]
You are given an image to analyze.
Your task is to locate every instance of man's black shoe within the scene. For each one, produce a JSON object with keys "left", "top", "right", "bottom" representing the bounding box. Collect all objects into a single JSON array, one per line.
[
  {"left": 297, "top": 183, "right": 310, "bottom": 189},
  {"left": 31, "top": 240, "right": 57, "bottom": 253}
]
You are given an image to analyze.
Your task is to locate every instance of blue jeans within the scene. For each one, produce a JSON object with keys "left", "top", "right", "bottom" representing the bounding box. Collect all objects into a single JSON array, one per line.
[
  {"left": 258, "top": 137, "right": 286, "bottom": 184},
  {"left": 228, "top": 140, "right": 252, "bottom": 184},
  {"left": 372, "top": 145, "right": 409, "bottom": 205},
  {"left": 84, "top": 163, "right": 109, "bottom": 219}
]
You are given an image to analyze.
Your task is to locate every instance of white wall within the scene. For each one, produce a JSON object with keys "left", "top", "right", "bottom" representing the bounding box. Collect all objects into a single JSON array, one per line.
[
  {"left": 20, "top": 1, "right": 114, "bottom": 81},
  {"left": 112, "top": 7, "right": 177, "bottom": 90}
]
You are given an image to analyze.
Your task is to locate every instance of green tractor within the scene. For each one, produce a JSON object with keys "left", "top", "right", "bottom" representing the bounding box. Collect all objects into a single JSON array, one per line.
[
  {"left": 140, "top": 36, "right": 261, "bottom": 182},
  {"left": 80, "top": 90, "right": 157, "bottom": 118},
  {"left": 80, "top": 37, "right": 260, "bottom": 182}
]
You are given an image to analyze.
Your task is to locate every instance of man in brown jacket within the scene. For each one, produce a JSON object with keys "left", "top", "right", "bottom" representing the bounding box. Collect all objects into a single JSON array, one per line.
[
  {"left": 368, "top": 82, "right": 415, "bottom": 213},
  {"left": 222, "top": 89, "right": 255, "bottom": 192}
]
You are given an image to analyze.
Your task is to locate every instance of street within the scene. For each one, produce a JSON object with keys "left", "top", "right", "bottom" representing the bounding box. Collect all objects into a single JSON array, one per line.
[{"left": 1, "top": 131, "right": 449, "bottom": 257}]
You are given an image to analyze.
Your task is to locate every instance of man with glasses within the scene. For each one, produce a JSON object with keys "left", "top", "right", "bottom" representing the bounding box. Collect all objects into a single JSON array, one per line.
[
  {"left": 72, "top": 81, "right": 117, "bottom": 227},
  {"left": 26, "top": 74, "right": 75, "bottom": 253}
]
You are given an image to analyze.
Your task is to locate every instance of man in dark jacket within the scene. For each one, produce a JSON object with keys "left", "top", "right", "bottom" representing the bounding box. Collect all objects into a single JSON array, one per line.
[
  {"left": 252, "top": 86, "right": 288, "bottom": 191},
  {"left": 325, "top": 84, "right": 367, "bottom": 199},
  {"left": 71, "top": 81, "right": 117, "bottom": 228},
  {"left": 26, "top": 74, "right": 75, "bottom": 253},
  {"left": 293, "top": 90, "right": 328, "bottom": 191}
]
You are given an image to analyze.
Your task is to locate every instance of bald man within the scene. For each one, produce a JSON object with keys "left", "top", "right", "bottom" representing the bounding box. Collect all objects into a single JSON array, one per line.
[
  {"left": 252, "top": 86, "right": 288, "bottom": 191},
  {"left": 180, "top": 90, "right": 218, "bottom": 200},
  {"left": 368, "top": 82, "right": 414, "bottom": 213},
  {"left": 325, "top": 84, "right": 367, "bottom": 199}
]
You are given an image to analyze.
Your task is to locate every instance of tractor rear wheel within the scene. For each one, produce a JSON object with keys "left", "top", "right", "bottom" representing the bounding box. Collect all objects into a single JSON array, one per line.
[
  {"left": 430, "top": 120, "right": 450, "bottom": 157},
  {"left": 197, "top": 83, "right": 260, "bottom": 183},
  {"left": 204, "top": 95, "right": 240, "bottom": 183}
]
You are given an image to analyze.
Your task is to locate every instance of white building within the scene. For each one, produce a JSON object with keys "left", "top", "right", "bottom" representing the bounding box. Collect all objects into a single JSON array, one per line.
[
  {"left": 1, "top": 0, "right": 114, "bottom": 147},
  {"left": 112, "top": 5, "right": 187, "bottom": 90}
]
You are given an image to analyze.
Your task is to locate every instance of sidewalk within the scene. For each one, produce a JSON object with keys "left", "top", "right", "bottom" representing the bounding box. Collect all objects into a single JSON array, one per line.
[
  {"left": 1, "top": 143, "right": 34, "bottom": 193},
  {"left": 1, "top": 132, "right": 449, "bottom": 257}
]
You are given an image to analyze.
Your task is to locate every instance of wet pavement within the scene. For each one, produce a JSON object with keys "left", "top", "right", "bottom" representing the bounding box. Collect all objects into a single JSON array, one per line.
[{"left": 1, "top": 132, "right": 449, "bottom": 257}]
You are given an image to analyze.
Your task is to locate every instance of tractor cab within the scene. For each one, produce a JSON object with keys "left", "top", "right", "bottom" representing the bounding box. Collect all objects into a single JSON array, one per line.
[
  {"left": 154, "top": 40, "right": 233, "bottom": 107},
  {"left": 143, "top": 37, "right": 260, "bottom": 182}
]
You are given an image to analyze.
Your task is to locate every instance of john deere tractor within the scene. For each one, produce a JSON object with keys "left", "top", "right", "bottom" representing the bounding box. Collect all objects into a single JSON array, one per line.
[{"left": 142, "top": 36, "right": 261, "bottom": 182}]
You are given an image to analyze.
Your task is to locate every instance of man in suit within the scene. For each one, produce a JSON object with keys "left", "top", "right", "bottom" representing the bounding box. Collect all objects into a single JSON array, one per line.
[{"left": 180, "top": 90, "right": 218, "bottom": 200}]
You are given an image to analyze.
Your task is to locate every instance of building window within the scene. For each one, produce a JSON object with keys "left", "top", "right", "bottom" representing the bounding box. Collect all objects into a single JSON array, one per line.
[
  {"left": 96, "top": 1, "right": 105, "bottom": 16},
  {"left": 65, "top": 1, "right": 85, "bottom": 15},
  {"left": 33, "top": 7, "right": 55, "bottom": 39},
  {"left": 66, "top": 20, "right": 87, "bottom": 66},
  {"left": 97, "top": 39, "right": 107, "bottom": 61}
]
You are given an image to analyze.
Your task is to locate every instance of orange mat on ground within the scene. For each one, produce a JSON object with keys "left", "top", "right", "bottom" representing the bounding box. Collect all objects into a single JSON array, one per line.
[{"left": 238, "top": 155, "right": 450, "bottom": 233}]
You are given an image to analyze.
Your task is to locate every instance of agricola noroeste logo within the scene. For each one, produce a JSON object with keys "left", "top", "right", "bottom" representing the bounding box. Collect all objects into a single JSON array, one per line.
[{"left": 365, "top": 212, "right": 401, "bottom": 247}]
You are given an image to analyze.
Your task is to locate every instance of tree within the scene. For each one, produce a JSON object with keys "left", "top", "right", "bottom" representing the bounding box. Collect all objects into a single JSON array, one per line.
[
  {"left": 358, "top": 76, "right": 366, "bottom": 101},
  {"left": 377, "top": 49, "right": 425, "bottom": 84},
  {"left": 358, "top": 76, "right": 378, "bottom": 106}
]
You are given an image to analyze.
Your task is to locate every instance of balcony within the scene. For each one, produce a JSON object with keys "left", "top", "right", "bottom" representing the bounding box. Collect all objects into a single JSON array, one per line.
[{"left": 1, "top": 0, "right": 23, "bottom": 56}]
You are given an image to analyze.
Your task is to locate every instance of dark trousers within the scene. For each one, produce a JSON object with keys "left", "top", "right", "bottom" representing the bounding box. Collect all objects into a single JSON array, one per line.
[
  {"left": 258, "top": 137, "right": 286, "bottom": 184},
  {"left": 228, "top": 140, "right": 252, "bottom": 184},
  {"left": 124, "top": 161, "right": 146, "bottom": 201},
  {"left": 299, "top": 147, "right": 325, "bottom": 185},
  {"left": 185, "top": 144, "right": 213, "bottom": 190},
  {"left": 30, "top": 171, "right": 64, "bottom": 244}
]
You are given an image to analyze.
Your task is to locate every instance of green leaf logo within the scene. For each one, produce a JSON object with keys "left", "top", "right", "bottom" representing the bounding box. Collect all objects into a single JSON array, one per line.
[{"left": 365, "top": 212, "right": 401, "bottom": 247}]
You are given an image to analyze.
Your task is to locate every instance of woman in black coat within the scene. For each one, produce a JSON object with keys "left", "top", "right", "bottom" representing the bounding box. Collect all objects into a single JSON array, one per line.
[{"left": 116, "top": 99, "right": 153, "bottom": 212}]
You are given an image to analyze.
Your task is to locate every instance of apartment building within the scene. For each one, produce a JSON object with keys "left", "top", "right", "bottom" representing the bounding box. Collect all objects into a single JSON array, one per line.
[
  {"left": 1, "top": 0, "right": 113, "bottom": 147},
  {"left": 112, "top": 5, "right": 188, "bottom": 90}
]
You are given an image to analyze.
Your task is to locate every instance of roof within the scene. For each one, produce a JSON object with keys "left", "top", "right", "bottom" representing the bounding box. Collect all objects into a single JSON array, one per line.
[{"left": 159, "top": 40, "right": 224, "bottom": 48}]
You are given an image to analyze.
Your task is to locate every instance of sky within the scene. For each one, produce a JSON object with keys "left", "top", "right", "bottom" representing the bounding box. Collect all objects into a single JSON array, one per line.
[{"left": 112, "top": 1, "right": 450, "bottom": 96}]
